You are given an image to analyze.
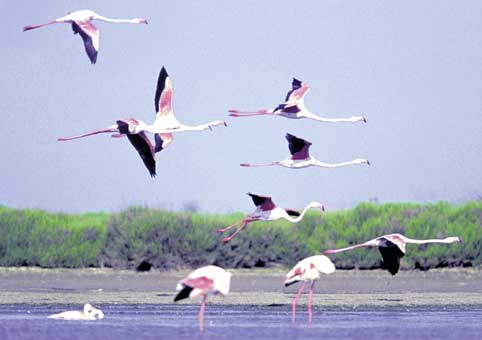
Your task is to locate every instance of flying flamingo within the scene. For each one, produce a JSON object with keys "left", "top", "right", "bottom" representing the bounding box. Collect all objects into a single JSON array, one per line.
[
  {"left": 229, "top": 78, "right": 366, "bottom": 123},
  {"left": 48, "top": 303, "right": 104, "bottom": 320},
  {"left": 58, "top": 66, "right": 226, "bottom": 177},
  {"left": 217, "top": 193, "right": 324, "bottom": 243},
  {"left": 325, "top": 233, "right": 461, "bottom": 275},
  {"left": 285, "top": 255, "right": 336, "bottom": 324},
  {"left": 241, "top": 133, "right": 370, "bottom": 169},
  {"left": 23, "top": 10, "right": 148, "bottom": 64},
  {"left": 174, "top": 265, "right": 232, "bottom": 332}
]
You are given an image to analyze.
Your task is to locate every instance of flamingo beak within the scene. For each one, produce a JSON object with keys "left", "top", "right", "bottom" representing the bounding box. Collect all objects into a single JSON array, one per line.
[
  {"left": 363, "top": 117, "right": 367, "bottom": 123},
  {"left": 367, "top": 160, "right": 371, "bottom": 166}
]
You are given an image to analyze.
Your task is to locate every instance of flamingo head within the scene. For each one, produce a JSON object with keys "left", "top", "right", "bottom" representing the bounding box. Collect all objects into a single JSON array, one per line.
[
  {"left": 210, "top": 119, "right": 228, "bottom": 127},
  {"left": 353, "top": 158, "right": 370, "bottom": 166},
  {"left": 444, "top": 236, "right": 461, "bottom": 243},
  {"left": 134, "top": 18, "right": 148, "bottom": 24},
  {"left": 311, "top": 202, "right": 325, "bottom": 212}
]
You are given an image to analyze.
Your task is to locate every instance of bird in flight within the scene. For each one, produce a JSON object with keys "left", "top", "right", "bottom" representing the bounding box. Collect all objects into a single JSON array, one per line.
[
  {"left": 217, "top": 193, "right": 324, "bottom": 243},
  {"left": 229, "top": 78, "right": 366, "bottom": 123},
  {"left": 285, "top": 255, "right": 336, "bottom": 324},
  {"left": 325, "top": 233, "right": 461, "bottom": 275},
  {"left": 241, "top": 133, "right": 370, "bottom": 169},
  {"left": 23, "top": 9, "right": 147, "bottom": 64},
  {"left": 58, "top": 66, "right": 226, "bottom": 177}
]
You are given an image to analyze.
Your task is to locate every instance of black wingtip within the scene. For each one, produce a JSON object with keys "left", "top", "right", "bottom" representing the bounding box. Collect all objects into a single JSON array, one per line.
[
  {"left": 174, "top": 286, "right": 193, "bottom": 302},
  {"left": 160, "top": 66, "right": 168, "bottom": 77}
]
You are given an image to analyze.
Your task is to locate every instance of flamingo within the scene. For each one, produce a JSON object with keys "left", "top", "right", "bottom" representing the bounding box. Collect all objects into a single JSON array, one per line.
[
  {"left": 48, "top": 303, "right": 104, "bottom": 320},
  {"left": 217, "top": 193, "right": 324, "bottom": 243},
  {"left": 174, "top": 265, "right": 232, "bottom": 332},
  {"left": 23, "top": 10, "right": 147, "bottom": 64},
  {"left": 58, "top": 66, "right": 226, "bottom": 177},
  {"left": 325, "top": 233, "right": 461, "bottom": 275},
  {"left": 229, "top": 78, "right": 366, "bottom": 123},
  {"left": 285, "top": 255, "right": 336, "bottom": 324},
  {"left": 241, "top": 133, "right": 370, "bottom": 169}
]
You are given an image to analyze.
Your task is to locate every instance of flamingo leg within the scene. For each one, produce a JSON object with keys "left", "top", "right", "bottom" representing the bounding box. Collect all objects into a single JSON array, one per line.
[
  {"left": 308, "top": 281, "right": 315, "bottom": 325},
  {"left": 222, "top": 220, "right": 251, "bottom": 243},
  {"left": 216, "top": 220, "right": 242, "bottom": 233},
  {"left": 228, "top": 109, "right": 271, "bottom": 117},
  {"left": 58, "top": 126, "right": 118, "bottom": 141},
  {"left": 292, "top": 281, "right": 306, "bottom": 324},
  {"left": 198, "top": 294, "right": 207, "bottom": 332},
  {"left": 23, "top": 20, "right": 60, "bottom": 32}
]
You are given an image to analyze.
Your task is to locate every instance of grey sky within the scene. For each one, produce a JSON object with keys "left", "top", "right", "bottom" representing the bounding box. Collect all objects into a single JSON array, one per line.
[{"left": 1, "top": 1, "right": 481, "bottom": 213}]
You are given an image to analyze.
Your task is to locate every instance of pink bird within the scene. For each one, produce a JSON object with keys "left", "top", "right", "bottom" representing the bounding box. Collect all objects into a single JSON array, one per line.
[
  {"left": 23, "top": 9, "right": 147, "bottom": 64},
  {"left": 58, "top": 67, "right": 226, "bottom": 177},
  {"left": 217, "top": 193, "right": 324, "bottom": 243},
  {"left": 285, "top": 255, "right": 336, "bottom": 324},
  {"left": 325, "top": 233, "right": 461, "bottom": 275},
  {"left": 174, "top": 265, "right": 232, "bottom": 332},
  {"left": 241, "top": 133, "right": 370, "bottom": 169},
  {"left": 229, "top": 78, "right": 366, "bottom": 123}
]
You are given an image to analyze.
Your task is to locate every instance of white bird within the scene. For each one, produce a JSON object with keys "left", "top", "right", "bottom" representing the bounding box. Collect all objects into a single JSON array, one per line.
[
  {"left": 285, "top": 255, "right": 336, "bottom": 324},
  {"left": 325, "top": 233, "right": 461, "bottom": 275},
  {"left": 241, "top": 133, "right": 370, "bottom": 169},
  {"left": 229, "top": 78, "right": 366, "bottom": 123},
  {"left": 217, "top": 193, "right": 324, "bottom": 243},
  {"left": 23, "top": 9, "right": 148, "bottom": 64},
  {"left": 174, "top": 265, "right": 232, "bottom": 332},
  {"left": 58, "top": 66, "right": 226, "bottom": 177},
  {"left": 48, "top": 303, "right": 104, "bottom": 321}
]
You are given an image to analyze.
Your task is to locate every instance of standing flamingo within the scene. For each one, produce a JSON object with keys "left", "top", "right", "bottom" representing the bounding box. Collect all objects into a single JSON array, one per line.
[
  {"left": 325, "top": 233, "right": 461, "bottom": 275},
  {"left": 58, "top": 66, "right": 226, "bottom": 177},
  {"left": 241, "top": 133, "right": 370, "bottom": 169},
  {"left": 217, "top": 193, "right": 324, "bottom": 243},
  {"left": 174, "top": 265, "right": 232, "bottom": 332},
  {"left": 285, "top": 255, "right": 336, "bottom": 324},
  {"left": 23, "top": 10, "right": 147, "bottom": 64},
  {"left": 229, "top": 78, "right": 366, "bottom": 123}
]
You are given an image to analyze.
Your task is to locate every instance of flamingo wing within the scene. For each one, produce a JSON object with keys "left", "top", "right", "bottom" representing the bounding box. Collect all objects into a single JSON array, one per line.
[
  {"left": 247, "top": 193, "right": 276, "bottom": 211},
  {"left": 378, "top": 241, "right": 405, "bottom": 275},
  {"left": 125, "top": 132, "right": 156, "bottom": 177},
  {"left": 284, "top": 208, "right": 300, "bottom": 217},
  {"left": 154, "top": 66, "right": 173, "bottom": 116},
  {"left": 71, "top": 21, "right": 99, "bottom": 64},
  {"left": 285, "top": 133, "right": 312, "bottom": 160},
  {"left": 284, "top": 78, "right": 303, "bottom": 102},
  {"left": 154, "top": 133, "right": 173, "bottom": 153},
  {"left": 174, "top": 276, "right": 214, "bottom": 302}
]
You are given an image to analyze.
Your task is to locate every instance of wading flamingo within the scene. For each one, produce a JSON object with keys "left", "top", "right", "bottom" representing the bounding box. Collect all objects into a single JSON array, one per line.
[
  {"left": 58, "top": 66, "right": 226, "bottom": 177},
  {"left": 48, "top": 303, "right": 104, "bottom": 320},
  {"left": 285, "top": 255, "right": 335, "bottom": 324},
  {"left": 229, "top": 78, "right": 366, "bottom": 123},
  {"left": 325, "top": 233, "right": 461, "bottom": 275},
  {"left": 241, "top": 133, "right": 370, "bottom": 169},
  {"left": 174, "top": 265, "right": 232, "bottom": 332},
  {"left": 217, "top": 193, "right": 324, "bottom": 243},
  {"left": 23, "top": 10, "right": 147, "bottom": 64}
]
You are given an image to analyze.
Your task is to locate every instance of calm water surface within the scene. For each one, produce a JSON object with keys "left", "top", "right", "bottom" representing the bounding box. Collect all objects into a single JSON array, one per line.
[{"left": 0, "top": 304, "right": 480, "bottom": 340}]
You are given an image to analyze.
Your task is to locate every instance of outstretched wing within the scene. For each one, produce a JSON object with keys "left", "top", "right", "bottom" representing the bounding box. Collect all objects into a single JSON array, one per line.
[
  {"left": 285, "top": 78, "right": 303, "bottom": 101},
  {"left": 154, "top": 66, "right": 173, "bottom": 117},
  {"left": 126, "top": 132, "right": 156, "bottom": 177},
  {"left": 285, "top": 209, "right": 300, "bottom": 217},
  {"left": 285, "top": 133, "right": 312, "bottom": 160},
  {"left": 247, "top": 193, "right": 276, "bottom": 211},
  {"left": 378, "top": 241, "right": 405, "bottom": 275},
  {"left": 154, "top": 133, "right": 173, "bottom": 153},
  {"left": 72, "top": 21, "right": 99, "bottom": 64}
]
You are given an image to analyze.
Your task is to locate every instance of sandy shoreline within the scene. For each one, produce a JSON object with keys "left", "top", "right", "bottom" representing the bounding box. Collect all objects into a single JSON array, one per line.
[{"left": 1, "top": 267, "right": 481, "bottom": 307}]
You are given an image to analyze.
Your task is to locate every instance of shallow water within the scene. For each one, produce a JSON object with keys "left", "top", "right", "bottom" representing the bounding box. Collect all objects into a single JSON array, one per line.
[{"left": 0, "top": 304, "right": 481, "bottom": 340}]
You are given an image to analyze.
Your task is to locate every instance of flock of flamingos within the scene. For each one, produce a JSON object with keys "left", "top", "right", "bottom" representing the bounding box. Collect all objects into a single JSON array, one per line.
[{"left": 23, "top": 9, "right": 461, "bottom": 332}]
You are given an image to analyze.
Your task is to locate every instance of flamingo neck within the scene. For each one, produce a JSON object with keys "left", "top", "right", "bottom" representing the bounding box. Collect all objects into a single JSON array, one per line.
[
  {"left": 403, "top": 237, "right": 457, "bottom": 245},
  {"left": 314, "top": 159, "right": 362, "bottom": 168},
  {"left": 283, "top": 202, "right": 319, "bottom": 223},
  {"left": 94, "top": 15, "right": 141, "bottom": 24},
  {"left": 302, "top": 111, "right": 364, "bottom": 123}
]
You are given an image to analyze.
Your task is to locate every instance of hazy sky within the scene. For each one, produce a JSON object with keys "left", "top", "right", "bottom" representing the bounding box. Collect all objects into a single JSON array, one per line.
[{"left": 1, "top": 1, "right": 481, "bottom": 213}]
